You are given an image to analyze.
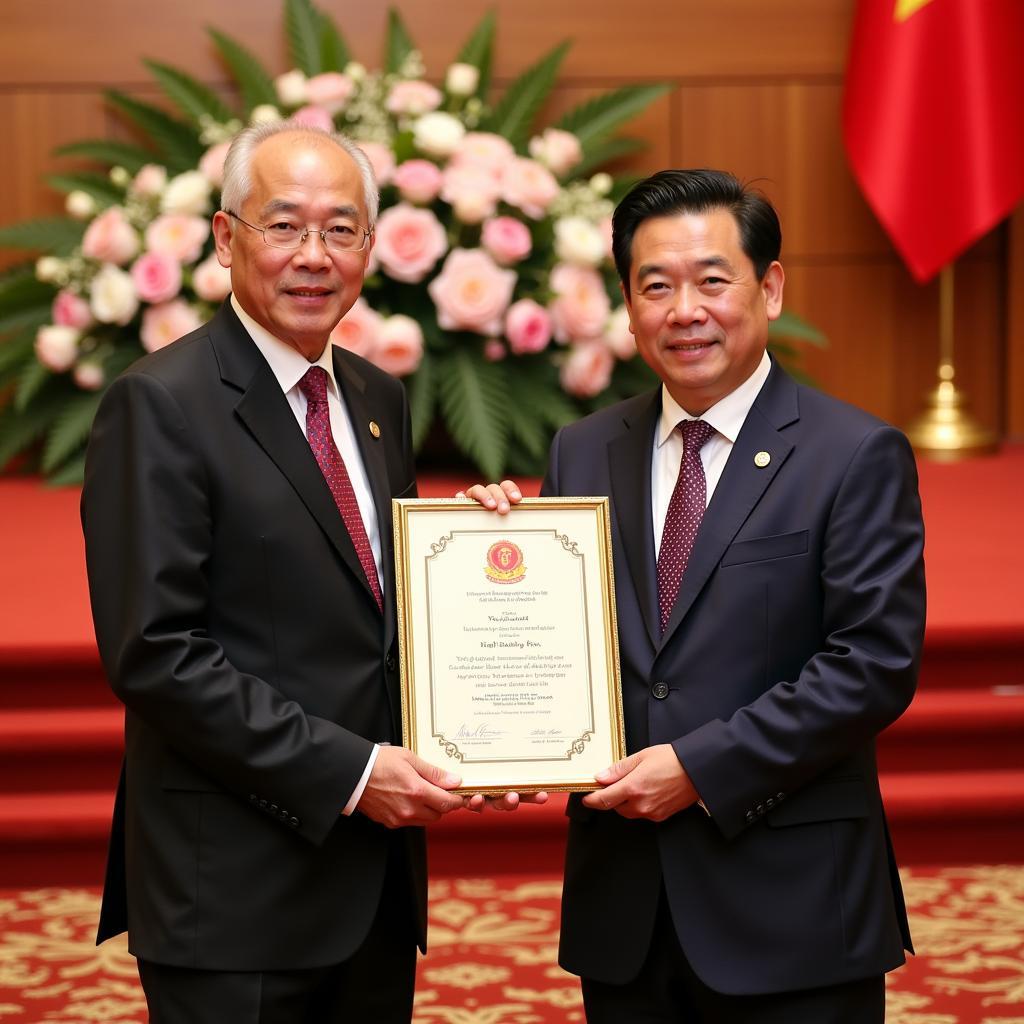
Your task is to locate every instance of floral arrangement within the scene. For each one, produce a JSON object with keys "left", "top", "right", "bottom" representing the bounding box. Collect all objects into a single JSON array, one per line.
[{"left": 0, "top": 0, "right": 822, "bottom": 483}]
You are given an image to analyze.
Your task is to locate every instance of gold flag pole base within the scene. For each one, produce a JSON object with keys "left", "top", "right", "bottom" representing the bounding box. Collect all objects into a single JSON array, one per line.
[{"left": 905, "top": 370, "right": 999, "bottom": 461}]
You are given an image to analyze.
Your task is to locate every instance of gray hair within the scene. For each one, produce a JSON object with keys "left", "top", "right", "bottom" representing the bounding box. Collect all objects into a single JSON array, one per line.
[{"left": 219, "top": 120, "right": 380, "bottom": 227}]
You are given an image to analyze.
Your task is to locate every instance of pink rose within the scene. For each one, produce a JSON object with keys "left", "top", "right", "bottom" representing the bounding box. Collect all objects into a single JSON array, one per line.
[
  {"left": 199, "top": 142, "right": 231, "bottom": 188},
  {"left": 131, "top": 251, "right": 183, "bottom": 304},
  {"left": 374, "top": 315, "right": 424, "bottom": 376},
  {"left": 191, "top": 252, "right": 232, "bottom": 302},
  {"left": 81, "top": 206, "right": 140, "bottom": 266},
  {"left": 385, "top": 80, "right": 443, "bottom": 116},
  {"left": 502, "top": 158, "right": 560, "bottom": 220},
  {"left": 452, "top": 132, "right": 515, "bottom": 176},
  {"left": 604, "top": 305, "right": 636, "bottom": 359},
  {"left": 145, "top": 214, "right": 210, "bottom": 264},
  {"left": 374, "top": 203, "right": 448, "bottom": 283},
  {"left": 481, "top": 217, "right": 532, "bottom": 265},
  {"left": 291, "top": 105, "right": 335, "bottom": 132},
  {"left": 504, "top": 299, "right": 553, "bottom": 355},
  {"left": 392, "top": 160, "right": 443, "bottom": 204},
  {"left": 73, "top": 360, "right": 105, "bottom": 391},
  {"left": 560, "top": 339, "right": 614, "bottom": 398},
  {"left": 357, "top": 141, "right": 396, "bottom": 187},
  {"left": 140, "top": 299, "right": 201, "bottom": 352},
  {"left": 441, "top": 162, "right": 501, "bottom": 224},
  {"left": 132, "top": 164, "right": 167, "bottom": 198},
  {"left": 483, "top": 338, "right": 507, "bottom": 362},
  {"left": 330, "top": 297, "right": 382, "bottom": 359},
  {"left": 34, "top": 325, "right": 79, "bottom": 372},
  {"left": 305, "top": 72, "right": 355, "bottom": 114},
  {"left": 528, "top": 127, "right": 583, "bottom": 176},
  {"left": 428, "top": 248, "right": 516, "bottom": 336},
  {"left": 549, "top": 263, "right": 611, "bottom": 343},
  {"left": 51, "top": 289, "right": 93, "bottom": 330}
]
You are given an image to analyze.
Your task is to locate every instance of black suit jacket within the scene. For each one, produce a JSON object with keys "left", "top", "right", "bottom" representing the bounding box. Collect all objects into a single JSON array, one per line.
[
  {"left": 545, "top": 362, "right": 925, "bottom": 996},
  {"left": 82, "top": 301, "right": 424, "bottom": 970}
]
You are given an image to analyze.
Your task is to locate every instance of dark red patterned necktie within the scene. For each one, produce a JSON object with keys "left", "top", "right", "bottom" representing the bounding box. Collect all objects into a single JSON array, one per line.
[
  {"left": 657, "top": 419, "right": 716, "bottom": 634},
  {"left": 298, "top": 366, "right": 382, "bottom": 612}
]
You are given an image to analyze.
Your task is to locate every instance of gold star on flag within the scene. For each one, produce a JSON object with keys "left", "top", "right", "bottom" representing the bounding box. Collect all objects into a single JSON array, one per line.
[{"left": 895, "top": 0, "right": 935, "bottom": 21}]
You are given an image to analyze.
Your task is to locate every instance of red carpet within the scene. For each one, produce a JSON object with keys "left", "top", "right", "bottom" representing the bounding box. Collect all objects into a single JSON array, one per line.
[{"left": 1, "top": 866, "right": 1022, "bottom": 1023}]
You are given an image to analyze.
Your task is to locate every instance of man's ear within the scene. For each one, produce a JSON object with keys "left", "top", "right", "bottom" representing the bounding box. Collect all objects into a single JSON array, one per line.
[
  {"left": 762, "top": 261, "right": 785, "bottom": 321},
  {"left": 619, "top": 279, "right": 636, "bottom": 336},
  {"left": 211, "top": 211, "right": 234, "bottom": 269}
]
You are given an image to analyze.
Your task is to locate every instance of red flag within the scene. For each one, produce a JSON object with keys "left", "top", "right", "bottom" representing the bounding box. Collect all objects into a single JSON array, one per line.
[{"left": 843, "top": 0, "right": 1024, "bottom": 283}]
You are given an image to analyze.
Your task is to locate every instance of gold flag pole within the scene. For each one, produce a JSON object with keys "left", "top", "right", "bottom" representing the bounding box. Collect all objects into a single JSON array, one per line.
[{"left": 904, "top": 264, "right": 999, "bottom": 459}]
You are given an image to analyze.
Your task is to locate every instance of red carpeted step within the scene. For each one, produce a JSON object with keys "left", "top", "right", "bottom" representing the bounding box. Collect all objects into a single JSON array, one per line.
[{"left": 878, "top": 687, "right": 1024, "bottom": 772}]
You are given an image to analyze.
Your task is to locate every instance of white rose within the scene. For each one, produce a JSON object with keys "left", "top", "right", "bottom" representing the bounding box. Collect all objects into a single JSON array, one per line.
[
  {"left": 412, "top": 112, "right": 466, "bottom": 158},
  {"left": 161, "top": 171, "right": 213, "bottom": 216},
  {"left": 554, "top": 216, "right": 606, "bottom": 267},
  {"left": 445, "top": 62, "right": 479, "bottom": 97},
  {"left": 590, "top": 172, "right": 613, "bottom": 197},
  {"left": 66, "top": 190, "right": 96, "bottom": 220},
  {"left": 90, "top": 264, "right": 139, "bottom": 325},
  {"left": 73, "top": 360, "right": 105, "bottom": 390},
  {"left": 274, "top": 69, "right": 308, "bottom": 107},
  {"left": 35, "top": 256, "right": 63, "bottom": 283},
  {"left": 250, "top": 104, "right": 283, "bottom": 125},
  {"left": 344, "top": 61, "right": 367, "bottom": 82},
  {"left": 34, "top": 325, "right": 79, "bottom": 372}
]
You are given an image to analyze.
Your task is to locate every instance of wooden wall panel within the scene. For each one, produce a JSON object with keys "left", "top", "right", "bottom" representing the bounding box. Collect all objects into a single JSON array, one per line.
[{"left": 1, "top": 0, "right": 1020, "bottom": 437}]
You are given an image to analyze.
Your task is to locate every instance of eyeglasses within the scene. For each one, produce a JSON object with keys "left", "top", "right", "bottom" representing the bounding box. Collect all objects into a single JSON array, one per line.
[{"left": 225, "top": 211, "right": 372, "bottom": 253}]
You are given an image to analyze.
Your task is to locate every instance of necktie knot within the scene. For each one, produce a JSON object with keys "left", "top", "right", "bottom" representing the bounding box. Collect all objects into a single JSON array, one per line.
[
  {"left": 679, "top": 418, "right": 715, "bottom": 453},
  {"left": 298, "top": 365, "right": 329, "bottom": 405}
]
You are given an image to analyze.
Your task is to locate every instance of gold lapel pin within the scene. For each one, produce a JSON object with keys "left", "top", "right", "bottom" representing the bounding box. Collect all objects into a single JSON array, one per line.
[
  {"left": 754, "top": 450, "right": 771, "bottom": 468},
  {"left": 369, "top": 421, "right": 381, "bottom": 439}
]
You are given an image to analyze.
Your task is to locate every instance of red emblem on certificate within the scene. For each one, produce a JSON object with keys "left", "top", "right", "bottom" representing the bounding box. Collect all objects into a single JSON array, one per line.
[{"left": 485, "top": 540, "right": 526, "bottom": 584}]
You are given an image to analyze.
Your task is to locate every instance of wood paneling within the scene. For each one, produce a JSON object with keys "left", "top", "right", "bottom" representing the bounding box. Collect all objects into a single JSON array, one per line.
[{"left": 0, "top": 0, "right": 1020, "bottom": 436}]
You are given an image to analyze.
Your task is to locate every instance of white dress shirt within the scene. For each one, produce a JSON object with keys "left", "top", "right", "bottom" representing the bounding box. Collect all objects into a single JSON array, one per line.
[
  {"left": 232, "top": 295, "right": 379, "bottom": 815},
  {"left": 652, "top": 350, "right": 772, "bottom": 558}
]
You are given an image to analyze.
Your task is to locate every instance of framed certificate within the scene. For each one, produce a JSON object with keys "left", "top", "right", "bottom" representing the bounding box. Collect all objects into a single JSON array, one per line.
[{"left": 393, "top": 498, "right": 625, "bottom": 794}]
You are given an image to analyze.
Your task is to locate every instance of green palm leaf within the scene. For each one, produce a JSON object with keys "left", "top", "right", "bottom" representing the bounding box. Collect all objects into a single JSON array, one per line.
[
  {"left": 569, "top": 137, "right": 647, "bottom": 180},
  {"left": 437, "top": 347, "right": 509, "bottom": 480},
  {"left": 0, "top": 270, "right": 56, "bottom": 332},
  {"left": 14, "top": 359, "right": 51, "bottom": 412},
  {"left": 55, "top": 140, "right": 156, "bottom": 175},
  {"left": 105, "top": 90, "right": 205, "bottom": 173},
  {"left": 556, "top": 84, "right": 671, "bottom": 151},
  {"left": 317, "top": 9, "right": 351, "bottom": 72},
  {"left": 46, "top": 451, "right": 87, "bottom": 486},
  {"left": 0, "top": 218, "right": 85, "bottom": 256},
  {"left": 385, "top": 9, "right": 416, "bottom": 75},
  {"left": 483, "top": 41, "right": 570, "bottom": 151},
  {"left": 455, "top": 11, "right": 496, "bottom": 100},
  {"left": 407, "top": 347, "right": 435, "bottom": 451},
  {"left": 46, "top": 173, "right": 124, "bottom": 207},
  {"left": 286, "top": 0, "right": 322, "bottom": 76},
  {"left": 41, "top": 390, "right": 103, "bottom": 472},
  {"left": 208, "top": 28, "right": 278, "bottom": 112},
  {"left": 770, "top": 310, "right": 827, "bottom": 346},
  {"left": 144, "top": 59, "right": 235, "bottom": 125},
  {"left": 0, "top": 389, "right": 67, "bottom": 471},
  {"left": 0, "top": 330, "right": 35, "bottom": 375}
]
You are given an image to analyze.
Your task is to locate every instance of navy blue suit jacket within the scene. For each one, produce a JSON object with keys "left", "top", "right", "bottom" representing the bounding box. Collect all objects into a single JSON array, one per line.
[{"left": 545, "top": 361, "right": 924, "bottom": 995}]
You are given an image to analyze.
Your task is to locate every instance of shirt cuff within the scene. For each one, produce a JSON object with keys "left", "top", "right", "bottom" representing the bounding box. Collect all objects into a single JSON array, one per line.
[{"left": 341, "top": 743, "right": 380, "bottom": 816}]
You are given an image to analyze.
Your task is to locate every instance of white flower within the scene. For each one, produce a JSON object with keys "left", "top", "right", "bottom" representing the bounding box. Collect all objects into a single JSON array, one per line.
[
  {"left": 344, "top": 61, "right": 367, "bottom": 82},
  {"left": 35, "top": 256, "right": 63, "bottom": 283},
  {"left": 412, "top": 112, "right": 466, "bottom": 158},
  {"left": 554, "top": 216, "right": 606, "bottom": 267},
  {"left": 445, "top": 62, "right": 479, "bottom": 97},
  {"left": 132, "top": 164, "right": 168, "bottom": 198},
  {"left": 90, "top": 264, "right": 139, "bottom": 325},
  {"left": 590, "top": 172, "right": 613, "bottom": 197},
  {"left": 161, "top": 171, "right": 213, "bottom": 216},
  {"left": 34, "top": 325, "right": 79, "bottom": 372},
  {"left": 73, "top": 360, "right": 105, "bottom": 390},
  {"left": 274, "top": 69, "right": 308, "bottom": 107},
  {"left": 66, "top": 190, "right": 96, "bottom": 220},
  {"left": 250, "top": 104, "right": 283, "bottom": 125}
]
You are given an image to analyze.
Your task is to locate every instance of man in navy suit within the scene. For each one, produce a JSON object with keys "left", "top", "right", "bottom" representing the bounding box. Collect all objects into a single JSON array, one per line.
[{"left": 489, "top": 169, "right": 925, "bottom": 1021}]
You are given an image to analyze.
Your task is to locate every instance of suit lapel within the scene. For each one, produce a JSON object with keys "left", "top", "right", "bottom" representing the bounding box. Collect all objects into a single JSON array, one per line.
[
  {"left": 334, "top": 348, "right": 397, "bottom": 647},
  {"left": 607, "top": 390, "right": 662, "bottom": 650},
  {"left": 659, "top": 363, "right": 799, "bottom": 648},
  {"left": 210, "top": 304, "right": 383, "bottom": 616}
]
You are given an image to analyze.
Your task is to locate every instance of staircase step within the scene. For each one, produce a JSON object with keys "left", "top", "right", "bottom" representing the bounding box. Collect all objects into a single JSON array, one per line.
[{"left": 878, "top": 687, "right": 1024, "bottom": 772}]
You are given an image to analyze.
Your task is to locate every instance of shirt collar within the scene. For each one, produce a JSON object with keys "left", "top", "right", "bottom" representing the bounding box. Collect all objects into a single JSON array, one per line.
[
  {"left": 656, "top": 349, "right": 772, "bottom": 449},
  {"left": 231, "top": 293, "right": 337, "bottom": 396}
]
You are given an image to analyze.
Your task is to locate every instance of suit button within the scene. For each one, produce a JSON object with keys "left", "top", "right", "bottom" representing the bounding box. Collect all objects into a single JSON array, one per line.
[
  {"left": 386, "top": 654, "right": 396, "bottom": 672},
  {"left": 289, "top": 816, "right": 300, "bottom": 829},
  {"left": 776, "top": 792, "right": 785, "bottom": 801},
  {"left": 249, "top": 794, "right": 258, "bottom": 805},
  {"left": 258, "top": 799, "right": 268, "bottom": 811},
  {"left": 651, "top": 681, "right": 669, "bottom": 700},
  {"left": 745, "top": 810, "right": 756, "bottom": 824},
  {"left": 756, "top": 803, "right": 764, "bottom": 816},
  {"left": 269, "top": 804, "right": 279, "bottom": 815},
  {"left": 765, "top": 797, "right": 775, "bottom": 809}
]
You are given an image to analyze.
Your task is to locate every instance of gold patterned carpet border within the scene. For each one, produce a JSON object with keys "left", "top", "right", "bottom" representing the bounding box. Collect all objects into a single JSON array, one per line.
[{"left": 0, "top": 867, "right": 1022, "bottom": 1023}]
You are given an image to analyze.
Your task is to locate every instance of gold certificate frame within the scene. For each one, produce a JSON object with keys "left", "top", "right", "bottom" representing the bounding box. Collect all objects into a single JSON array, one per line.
[{"left": 393, "top": 498, "right": 625, "bottom": 794}]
